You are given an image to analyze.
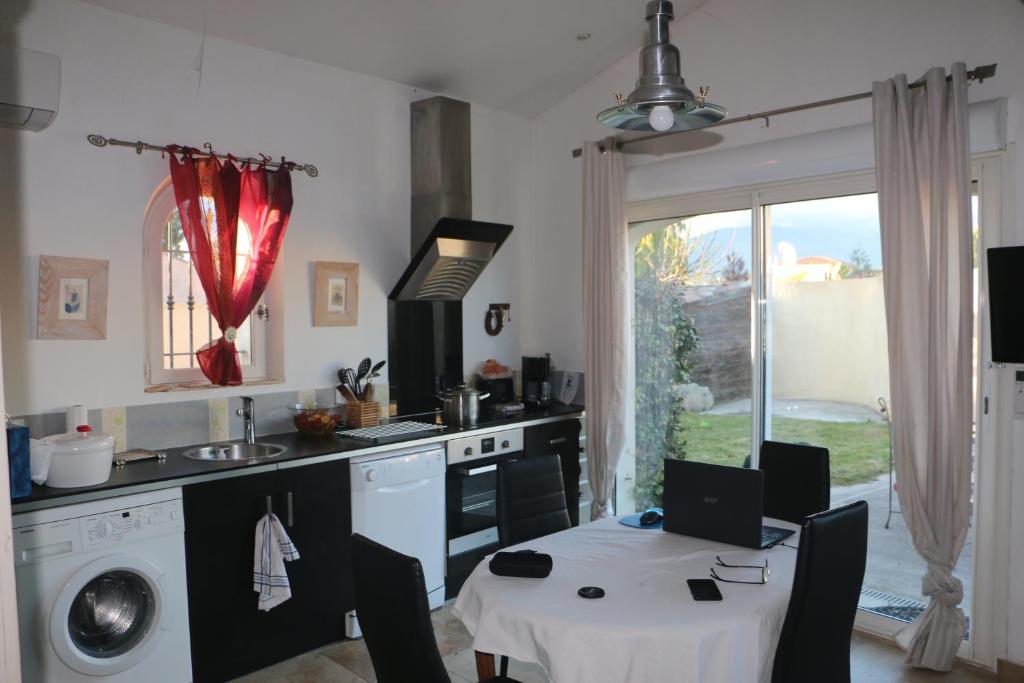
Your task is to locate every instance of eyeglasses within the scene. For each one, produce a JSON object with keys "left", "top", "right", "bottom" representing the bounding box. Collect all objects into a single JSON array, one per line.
[{"left": 710, "top": 555, "right": 770, "bottom": 585}]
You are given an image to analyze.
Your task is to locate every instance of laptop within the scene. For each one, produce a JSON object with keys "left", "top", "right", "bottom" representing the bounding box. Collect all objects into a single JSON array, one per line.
[{"left": 662, "top": 459, "right": 795, "bottom": 549}]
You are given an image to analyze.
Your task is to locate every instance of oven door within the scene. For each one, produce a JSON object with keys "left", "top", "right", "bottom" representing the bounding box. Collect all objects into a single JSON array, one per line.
[{"left": 445, "top": 451, "right": 521, "bottom": 596}]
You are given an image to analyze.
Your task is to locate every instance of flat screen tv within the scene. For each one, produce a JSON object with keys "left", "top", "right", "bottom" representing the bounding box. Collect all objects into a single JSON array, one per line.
[{"left": 987, "top": 246, "right": 1024, "bottom": 364}]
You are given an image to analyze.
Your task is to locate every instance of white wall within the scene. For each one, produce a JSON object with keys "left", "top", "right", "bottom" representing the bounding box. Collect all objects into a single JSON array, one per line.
[
  {"left": 771, "top": 277, "right": 890, "bottom": 409},
  {"left": 0, "top": 0, "right": 532, "bottom": 415},
  {"left": 525, "top": 0, "right": 1024, "bottom": 664}
]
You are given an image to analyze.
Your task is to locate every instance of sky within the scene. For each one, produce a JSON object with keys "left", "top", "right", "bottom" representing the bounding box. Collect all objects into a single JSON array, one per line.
[
  {"left": 633, "top": 193, "right": 884, "bottom": 278},
  {"left": 633, "top": 192, "right": 981, "bottom": 280}
]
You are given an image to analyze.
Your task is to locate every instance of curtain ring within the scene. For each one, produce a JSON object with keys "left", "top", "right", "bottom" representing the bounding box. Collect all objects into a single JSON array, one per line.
[{"left": 203, "top": 142, "right": 215, "bottom": 155}]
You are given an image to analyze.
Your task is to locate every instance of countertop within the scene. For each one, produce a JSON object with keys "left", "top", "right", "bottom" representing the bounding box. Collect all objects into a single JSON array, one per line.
[{"left": 12, "top": 404, "right": 584, "bottom": 513}]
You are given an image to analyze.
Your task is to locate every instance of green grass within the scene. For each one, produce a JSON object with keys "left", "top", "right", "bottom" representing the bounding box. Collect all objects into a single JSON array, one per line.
[{"left": 673, "top": 412, "right": 891, "bottom": 486}]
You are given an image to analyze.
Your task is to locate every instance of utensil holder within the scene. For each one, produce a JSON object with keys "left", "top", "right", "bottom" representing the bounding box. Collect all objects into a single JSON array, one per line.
[{"left": 347, "top": 401, "right": 380, "bottom": 428}]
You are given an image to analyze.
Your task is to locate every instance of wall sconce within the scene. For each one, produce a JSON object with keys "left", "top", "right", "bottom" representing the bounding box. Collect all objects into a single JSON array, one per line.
[{"left": 485, "top": 303, "right": 510, "bottom": 336}]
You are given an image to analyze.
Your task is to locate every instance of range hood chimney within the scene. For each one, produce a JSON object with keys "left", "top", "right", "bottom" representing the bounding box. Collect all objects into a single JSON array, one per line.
[{"left": 389, "top": 96, "right": 511, "bottom": 301}]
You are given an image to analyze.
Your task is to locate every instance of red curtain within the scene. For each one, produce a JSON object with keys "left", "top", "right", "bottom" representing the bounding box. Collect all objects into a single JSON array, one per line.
[{"left": 168, "top": 148, "right": 293, "bottom": 385}]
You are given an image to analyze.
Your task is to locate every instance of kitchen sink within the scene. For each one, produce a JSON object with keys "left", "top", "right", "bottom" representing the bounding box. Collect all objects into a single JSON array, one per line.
[{"left": 182, "top": 442, "right": 288, "bottom": 462}]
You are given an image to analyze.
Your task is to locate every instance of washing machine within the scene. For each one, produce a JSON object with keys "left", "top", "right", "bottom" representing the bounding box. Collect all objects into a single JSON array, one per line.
[{"left": 13, "top": 488, "right": 192, "bottom": 682}]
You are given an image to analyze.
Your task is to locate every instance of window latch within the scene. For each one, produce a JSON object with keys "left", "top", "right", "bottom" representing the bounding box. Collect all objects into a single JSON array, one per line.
[{"left": 256, "top": 304, "right": 270, "bottom": 321}]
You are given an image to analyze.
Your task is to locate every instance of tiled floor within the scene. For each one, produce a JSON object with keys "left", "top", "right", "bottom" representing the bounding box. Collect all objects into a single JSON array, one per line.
[{"left": 232, "top": 602, "right": 995, "bottom": 683}]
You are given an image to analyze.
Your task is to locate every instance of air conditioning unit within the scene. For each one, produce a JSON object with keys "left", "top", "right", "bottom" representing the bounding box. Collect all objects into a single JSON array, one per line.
[{"left": 0, "top": 44, "right": 60, "bottom": 132}]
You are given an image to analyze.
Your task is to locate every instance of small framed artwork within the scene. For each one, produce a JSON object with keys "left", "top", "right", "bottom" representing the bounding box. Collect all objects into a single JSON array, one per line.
[
  {"left": 314, "top": 261, "right": 359, "bottom": 326},
  {"left": 37, "top": 256, "right": 109, "bottom": 339}
]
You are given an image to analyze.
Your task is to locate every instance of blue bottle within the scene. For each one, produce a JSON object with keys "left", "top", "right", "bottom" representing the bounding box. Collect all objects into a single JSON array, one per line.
[{"left": 6, "top": 424, "right": 31, "bottom": 499}]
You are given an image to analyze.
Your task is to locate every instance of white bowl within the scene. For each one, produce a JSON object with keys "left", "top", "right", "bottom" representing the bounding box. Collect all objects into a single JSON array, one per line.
[{"left": 41, "top": 428, "right": 114, "bottom": 488}]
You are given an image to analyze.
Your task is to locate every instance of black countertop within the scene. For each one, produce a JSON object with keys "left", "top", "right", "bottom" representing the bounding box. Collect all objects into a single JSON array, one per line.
[{"left": 12, "top": 404, "right": 584, "bottom": 512}]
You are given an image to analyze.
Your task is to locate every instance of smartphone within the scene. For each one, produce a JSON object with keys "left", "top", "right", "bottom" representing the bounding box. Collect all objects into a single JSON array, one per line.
[{"left": 687, "top": 578, "right": 723, "bottom": 601}]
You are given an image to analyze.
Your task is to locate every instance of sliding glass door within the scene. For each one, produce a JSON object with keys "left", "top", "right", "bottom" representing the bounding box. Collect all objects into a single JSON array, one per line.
[
  {"left": 626, "top": 169, "right": 997, "bottom": 657},
  {"left": 761, "top": 192, "right": 977, "bottom": 632},
  {"left": 630, "top": 208, "right": 752, "bottom": 510}
]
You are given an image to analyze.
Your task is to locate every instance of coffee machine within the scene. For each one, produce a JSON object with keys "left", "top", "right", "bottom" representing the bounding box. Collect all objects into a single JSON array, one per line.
[{"left": 521, "top": 354, "right": 552, "bottom": 408}]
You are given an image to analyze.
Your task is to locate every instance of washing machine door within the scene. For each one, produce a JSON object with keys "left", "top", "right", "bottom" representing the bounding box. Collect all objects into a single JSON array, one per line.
[{"left": 49, "top": 553, "right": 171, "bottom": 676}]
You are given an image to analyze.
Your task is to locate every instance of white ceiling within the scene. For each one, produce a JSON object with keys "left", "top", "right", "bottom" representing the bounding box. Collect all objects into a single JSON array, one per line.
[{"left": 74, "top": 0, "right": 705, "bottom": 117}]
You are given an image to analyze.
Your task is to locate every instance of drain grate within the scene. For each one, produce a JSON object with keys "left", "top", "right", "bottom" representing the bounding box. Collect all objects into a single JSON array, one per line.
[
  {"left": 858, "top": 589, "right": 969, "bottom": 639},
  {"left": 859, "top": 589, "right": 926, "bottom": 610}
]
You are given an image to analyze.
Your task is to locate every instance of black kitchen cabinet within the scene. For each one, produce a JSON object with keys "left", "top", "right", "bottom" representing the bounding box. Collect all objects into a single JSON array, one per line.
[
  {"left": 524, "top": 419, "right": 582, "bottom": 526},
  {"left": 183, "top": 458, "right": 352, "bottom": 683}
]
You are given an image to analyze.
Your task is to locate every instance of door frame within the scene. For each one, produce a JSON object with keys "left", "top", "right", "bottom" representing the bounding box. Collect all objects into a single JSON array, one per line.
[
  {"left": 0, "top": 311, "right": 22, "bottom": 682},
  {"left": 622, "top": 159, "right": 1008, "bottom": 668}
]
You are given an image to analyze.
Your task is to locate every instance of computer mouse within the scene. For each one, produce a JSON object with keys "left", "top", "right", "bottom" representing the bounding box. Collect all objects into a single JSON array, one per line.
[
  {"left": 639, "top": 508, "right": 663, "bottom": 526},
  {"left": 577, "top": 586, "right": 605, "bottom": 599}
]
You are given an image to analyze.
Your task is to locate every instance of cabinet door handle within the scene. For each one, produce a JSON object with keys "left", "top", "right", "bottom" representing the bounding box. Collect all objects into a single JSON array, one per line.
[
  {"left": 265, "top": 496, "right": 273, "bottom": 515},
  {"left": 286, "top": 491, "right": 294, "bottom": 527},
  {"left": 549, "top": 437, "right": 567, "bottom": 445}
]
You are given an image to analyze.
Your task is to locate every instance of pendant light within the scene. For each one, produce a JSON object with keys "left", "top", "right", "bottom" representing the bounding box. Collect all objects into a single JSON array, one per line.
[{"left": 598, "top": 0, "right": 726, "bottom": 132}]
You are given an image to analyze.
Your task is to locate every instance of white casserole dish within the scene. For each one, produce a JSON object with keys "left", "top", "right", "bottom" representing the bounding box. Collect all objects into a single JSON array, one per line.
[{"left": 41, "top": 426, "right": 114, "bottom": 488}]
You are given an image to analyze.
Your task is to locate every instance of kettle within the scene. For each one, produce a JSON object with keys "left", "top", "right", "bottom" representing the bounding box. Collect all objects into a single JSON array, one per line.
[{"left": 437, "top": 386, "right": 490, "bottom": 425}]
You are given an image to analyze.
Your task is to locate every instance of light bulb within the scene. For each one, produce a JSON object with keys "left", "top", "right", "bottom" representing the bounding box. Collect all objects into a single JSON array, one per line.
[{"left": 648, "top": 105, "right": 674, "bottom": 132}]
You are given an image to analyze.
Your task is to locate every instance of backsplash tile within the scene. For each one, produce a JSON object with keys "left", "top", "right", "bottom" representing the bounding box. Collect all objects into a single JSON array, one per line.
[
  {"left": 208, "top": 398, "right": 230, "bottom": 442},
  {"left": 228, "top": 391, "right": 299, "bottom": 439},
  {"left": 102, "top": 407, "right": 127, "bottom": 451},
  {"left": 14, "top": 387, "right": 336, "bottom": 452},
  {"left": 316, "top": 387, "right": 337, "bottom": 406},
  {"left": 125, "top": 400, "right": 214, "bottom": 450},
  {"left": 16, "top": 412, "right": 65, "bottom": 439}
]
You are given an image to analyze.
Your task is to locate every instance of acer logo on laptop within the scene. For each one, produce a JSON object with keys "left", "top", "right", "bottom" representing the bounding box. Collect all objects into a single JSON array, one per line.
[{"left": 702, "top": 496, "right": 718, "bottom": 504}]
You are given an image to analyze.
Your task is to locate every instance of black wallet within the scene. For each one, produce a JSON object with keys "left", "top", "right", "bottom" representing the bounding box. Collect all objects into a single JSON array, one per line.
[{"left": 488, "top": 550, "right": 553, "bottom": 578}]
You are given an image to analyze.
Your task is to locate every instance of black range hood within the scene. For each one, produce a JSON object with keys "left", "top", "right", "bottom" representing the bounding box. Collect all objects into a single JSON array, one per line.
[
  {"left": 388, "top": 95, "right": 512, "bottom": 413},
  {"left": 388, "top": 217, "right": 512, "bottom": 301}
]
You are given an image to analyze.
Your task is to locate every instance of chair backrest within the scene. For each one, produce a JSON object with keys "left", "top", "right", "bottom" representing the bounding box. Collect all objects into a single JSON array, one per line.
[
  {"left": 350, "top": 534, "right": 450, "bottom": 683},
  {"left": 497, "top": 455, "right": 571, "bottom": 548},
  {"left": 771, "top": 500, "right": 868, "bottom": 683},
  {"left": 759, "top": 440, "right": 830, "bottom": 524}
]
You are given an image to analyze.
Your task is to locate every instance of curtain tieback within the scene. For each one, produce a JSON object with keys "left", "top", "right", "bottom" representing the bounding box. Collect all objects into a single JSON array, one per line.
[
  {"left": 922, "top": 563, "right": 963, "bottom": 607},
  {"left": 223, "top": 326, "right": 238, "bottom": 344}
]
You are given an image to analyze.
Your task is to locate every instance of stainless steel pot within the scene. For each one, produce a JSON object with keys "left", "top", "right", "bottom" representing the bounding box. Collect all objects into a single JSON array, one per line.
[{"left": 437, "top": 386, "right": 490, "bottom": 424}]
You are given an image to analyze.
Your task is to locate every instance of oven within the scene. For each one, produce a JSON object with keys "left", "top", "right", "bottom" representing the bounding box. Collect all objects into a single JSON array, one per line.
[{"left": 445, "top": 427, "right": 523, "bottom": 598}]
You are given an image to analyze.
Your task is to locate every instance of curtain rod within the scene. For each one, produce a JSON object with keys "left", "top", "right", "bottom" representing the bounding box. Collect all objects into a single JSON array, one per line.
[
  {"left": 570, "top": 63, "right": 997, "bottom": 158},
  {"left": 85, "top": 134, "right": 320, "bottom": 177}
]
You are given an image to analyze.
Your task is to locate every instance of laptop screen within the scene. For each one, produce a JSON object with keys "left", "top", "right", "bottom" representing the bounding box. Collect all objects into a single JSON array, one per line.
[{"left": 662, "top": 459, "right": 766, "bottom": 548}]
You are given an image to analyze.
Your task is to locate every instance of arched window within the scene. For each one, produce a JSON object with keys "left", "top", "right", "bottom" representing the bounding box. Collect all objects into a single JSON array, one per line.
[{"left": 143, "top": 178, "right": 268, "bottom": 387}]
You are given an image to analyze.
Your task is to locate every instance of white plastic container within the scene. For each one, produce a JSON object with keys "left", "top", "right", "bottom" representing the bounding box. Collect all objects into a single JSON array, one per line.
[{"left": 41, "top": 426, "right": 114, "bottom": 488}]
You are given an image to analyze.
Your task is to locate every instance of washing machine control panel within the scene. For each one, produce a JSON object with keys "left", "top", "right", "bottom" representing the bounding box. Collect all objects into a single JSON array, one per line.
[{"left": 82, "top": 499, "right": 184, "bottom": 549}]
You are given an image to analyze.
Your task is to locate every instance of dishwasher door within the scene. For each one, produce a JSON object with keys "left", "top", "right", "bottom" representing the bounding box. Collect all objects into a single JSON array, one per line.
[{"left": 350, "top": 445, "right": 446, "bottom": 626}]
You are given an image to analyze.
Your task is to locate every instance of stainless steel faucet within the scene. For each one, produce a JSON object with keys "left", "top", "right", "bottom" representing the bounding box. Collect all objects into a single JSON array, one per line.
[{"left": 237, "top": 396, "right": 256, "bottom": 445}]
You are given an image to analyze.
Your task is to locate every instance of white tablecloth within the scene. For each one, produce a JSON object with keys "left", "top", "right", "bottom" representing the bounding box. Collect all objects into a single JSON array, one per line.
[{"left": 452, "top": 517, "right": 800, "bottom": 683}]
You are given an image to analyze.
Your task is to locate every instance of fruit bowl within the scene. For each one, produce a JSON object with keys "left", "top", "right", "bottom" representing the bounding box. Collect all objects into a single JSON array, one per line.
[{"left": 290, "top": 404, "right": 345, "bottom": 435}]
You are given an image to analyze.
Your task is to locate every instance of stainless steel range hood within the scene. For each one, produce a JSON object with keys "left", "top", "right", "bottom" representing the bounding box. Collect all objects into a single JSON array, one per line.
[{"left": 388, "top": 96, "right": 512, "bottom": 301}]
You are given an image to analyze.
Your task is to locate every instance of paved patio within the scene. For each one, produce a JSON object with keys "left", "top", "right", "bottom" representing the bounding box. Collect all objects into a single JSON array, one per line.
[
  {"left": 832, "top": 474, "right": 974, "bottom": 622},
  {"left": 709, "top": 397, "right": 886, "bottom": 423},
  {"left": 702, "top": 398, "right": 974, "bottom": 623}
]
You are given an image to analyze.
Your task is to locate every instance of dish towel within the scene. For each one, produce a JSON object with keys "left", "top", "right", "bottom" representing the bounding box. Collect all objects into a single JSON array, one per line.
[{"left": 253, "top": 512, "right": 300, "bottom": 611}]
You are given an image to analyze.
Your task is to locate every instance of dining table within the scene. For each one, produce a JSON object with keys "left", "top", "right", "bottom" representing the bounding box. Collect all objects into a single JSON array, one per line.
[{"left": 452, "top": 515, "right": 801, "bottom": 683}]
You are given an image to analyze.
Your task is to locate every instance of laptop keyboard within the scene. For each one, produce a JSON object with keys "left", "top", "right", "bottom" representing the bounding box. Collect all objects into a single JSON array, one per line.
[{"left": 761, "top": 525, "right": 795, "bottom": 548}]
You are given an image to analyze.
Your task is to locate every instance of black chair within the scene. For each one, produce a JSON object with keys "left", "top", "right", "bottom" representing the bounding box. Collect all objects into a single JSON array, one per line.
[
  {"left": 351, "top": 534, "right": 520, "bottom": 683},
  {"left": 496, "top": 454, "right": 572, "bottom": 548},
  {"left": 771, "top": 500, "right": 869, "bottom": 683},
  {"left": 759, "top": 440, "right": 830, "bottom": 524}
]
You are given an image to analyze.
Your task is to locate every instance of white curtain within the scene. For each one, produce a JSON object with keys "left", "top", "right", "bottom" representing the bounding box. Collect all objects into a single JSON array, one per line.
[
  {"left": 582, "top": 139, "right": 629, "bottom": 520},
  {"left": 872, "top": 63, "right": 973, "bottom": 671}
]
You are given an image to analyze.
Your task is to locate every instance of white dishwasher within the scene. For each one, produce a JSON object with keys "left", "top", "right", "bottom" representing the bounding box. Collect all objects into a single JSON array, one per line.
[{"left": 347, "top": 443, "right": 446, "bottom": 638}]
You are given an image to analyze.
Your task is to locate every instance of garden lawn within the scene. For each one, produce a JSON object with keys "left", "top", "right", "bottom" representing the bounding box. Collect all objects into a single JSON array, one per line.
[{"left": 675, "top": 412, "right": 890, "bottom": 486}]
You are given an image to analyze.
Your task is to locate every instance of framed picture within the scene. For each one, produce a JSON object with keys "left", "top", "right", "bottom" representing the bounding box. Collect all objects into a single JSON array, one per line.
[
  {"left": 314, "top": 261, "right": 359, "bottom": 326},
  {"left": 37, "top": 256, "right": 109, "bottom": 339}
]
